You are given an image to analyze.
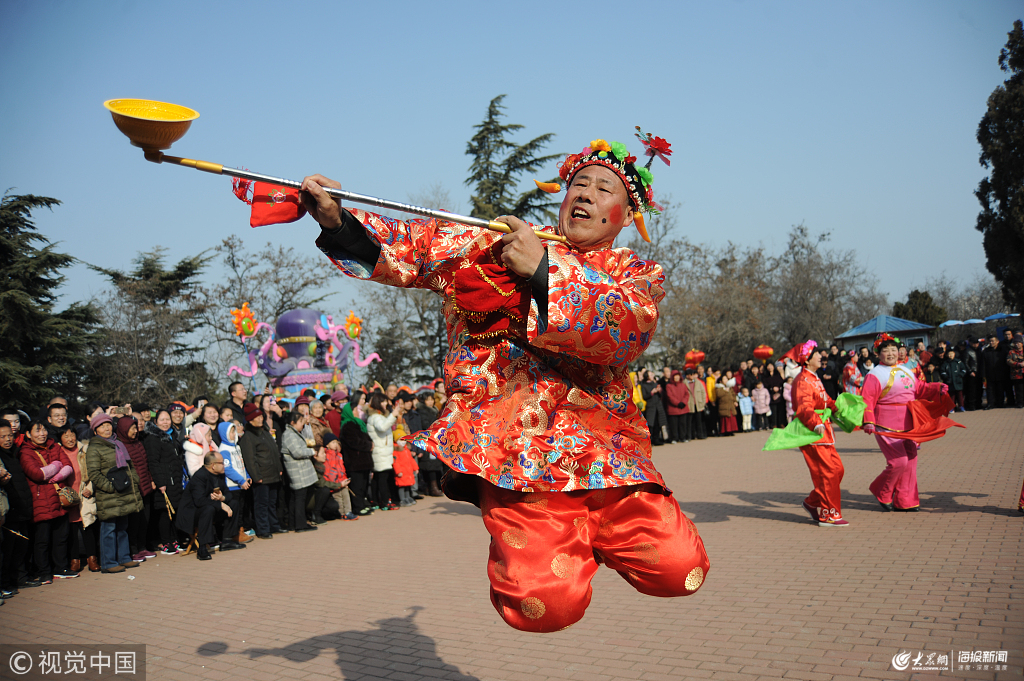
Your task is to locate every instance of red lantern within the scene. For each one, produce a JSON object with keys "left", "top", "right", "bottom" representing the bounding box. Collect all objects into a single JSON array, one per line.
[
  {"left": 684, "top": 348, "right": 705, "bottom": 368},
  {"left": 753, "top": 344, "right": 774, "bottom": 362}
]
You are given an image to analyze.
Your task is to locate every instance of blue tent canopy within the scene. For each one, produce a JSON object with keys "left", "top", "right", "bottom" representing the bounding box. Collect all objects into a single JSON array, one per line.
[{"left": 836, "top": 315, "right": 934, "bottom": 339}]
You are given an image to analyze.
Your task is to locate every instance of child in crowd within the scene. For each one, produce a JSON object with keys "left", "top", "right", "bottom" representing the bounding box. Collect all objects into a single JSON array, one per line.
[
  {"left": 392, "top": 442, "right": 419, "bottom": 507},
  {"left": 751, "top": 381, "right": 771, "bottom": 430},
  {"left": 738, "top": 388, "right": 753, "bottom": 432}
]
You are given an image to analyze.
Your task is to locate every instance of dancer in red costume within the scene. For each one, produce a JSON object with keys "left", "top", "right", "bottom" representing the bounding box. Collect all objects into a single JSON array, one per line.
[
  {"left": 862, "top": 334, "right": 952, "bottom": 512},
  {"left": 298, "top": 133, "right": 709, "bottom": 632},
  {"left": 785, "top": 340, "right": 848, "bottom": 527}
]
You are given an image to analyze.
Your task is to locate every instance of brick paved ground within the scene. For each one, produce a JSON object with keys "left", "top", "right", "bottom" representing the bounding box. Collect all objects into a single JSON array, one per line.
[{"left": 2, "top": 409, "right": 1021, "bottom": 680}]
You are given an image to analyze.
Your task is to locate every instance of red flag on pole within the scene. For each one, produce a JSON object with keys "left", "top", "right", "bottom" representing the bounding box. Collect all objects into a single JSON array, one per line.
[{"left": 233, "top": 178, "right": 307, "bottom": 227}]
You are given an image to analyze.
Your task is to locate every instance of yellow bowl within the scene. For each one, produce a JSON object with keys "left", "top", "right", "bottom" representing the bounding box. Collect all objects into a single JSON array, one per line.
[{"left": 104, "top": 98, "right": 200, "bottom": 151}]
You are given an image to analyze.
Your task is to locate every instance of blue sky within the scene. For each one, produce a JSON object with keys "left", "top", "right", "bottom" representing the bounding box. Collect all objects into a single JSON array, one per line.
[{"left": 1, "top": 0, "right": 1020, "bottom": 317}]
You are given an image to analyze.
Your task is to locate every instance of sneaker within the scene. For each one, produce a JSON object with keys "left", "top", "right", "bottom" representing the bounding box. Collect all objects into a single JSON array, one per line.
[
  {"left": 800, "top": 501, "right": 819, "bottom": 523},
  {"left": 210, "top": 544, "right": 220, "bottom": 552},
  {"left": 818, "top": 517, "right": 850, "bottom": 527},
  {"left": 357, "top": 507, "right": 374, "bottom": 516},
  {"left": 386, "top": 503, "right": 400, "bottom": 510},
  {"left": 245, "top": 529, "right": 256, "bottom": 536},
  {"left": 342, "top": 513, "right": 359, "bottom": 521},
  {"left": 140, "top": 550, "right": 157, "bottom": 559},
  {"left": 38, "top": 576, "right": 53, "bottom": 585},
  {"left": 121, "top": 561, "right": 141, "bottom": 569},
  {"left": 1, "top": 589, "right": 17, "bottom": 599},
  {"left": 161, "top": 543, "right": 179, "bottom": 555},
  {"left": 131, "top": 552, "right": 149, "bottom": 562},
  {"left": 18, "top": 579, "right": 43, "bottom": 588},
  {"left": 54, "top": 570, "right": 79, "bottom": 579}
]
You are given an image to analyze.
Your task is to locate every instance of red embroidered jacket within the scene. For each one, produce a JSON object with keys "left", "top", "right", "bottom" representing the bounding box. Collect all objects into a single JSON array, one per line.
[
  {"left": 317, "top": 209, "right": 666, "bottom": 493},
  {"left": 792, "top": 368, "right": 837, "bottom": 447}
]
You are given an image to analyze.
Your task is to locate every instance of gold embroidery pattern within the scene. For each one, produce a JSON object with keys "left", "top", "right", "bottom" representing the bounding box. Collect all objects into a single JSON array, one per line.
[
  {"left": 521, "top": 597, "right": 546, "bottom": 620},
  {"left": 685, "top": 566, "right": 705, "bottom": 591},
  {"left": 635, "top": 542, "right": 660, "bottom": 565},
  {"left": 550, "top": 553, "right": 575, "bottom": 579},
  {"left": 502, "top": 528, "right": 528, "bottom": 549},
  {"left": 493, "top": 560, "right": 509, "bottom": 583},
  {"left": 474, "top": 264, "right": 520, "bottom": 297}
]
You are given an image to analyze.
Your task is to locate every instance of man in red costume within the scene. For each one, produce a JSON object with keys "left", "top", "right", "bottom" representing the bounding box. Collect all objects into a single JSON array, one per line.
[
  {"left": 298, "top": 135, "right": 709, "bottom": 632},
  {"left": 786, "top": 341, "right": 849, "bottom": 527}
]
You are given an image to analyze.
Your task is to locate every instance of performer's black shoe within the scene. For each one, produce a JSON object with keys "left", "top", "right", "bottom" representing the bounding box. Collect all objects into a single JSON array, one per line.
[
  {"left": 877, "top": 500, "right": 894, "bottom": 512},
  {"left": 894, "top": 505, "right": 919, "bottom": 512}
]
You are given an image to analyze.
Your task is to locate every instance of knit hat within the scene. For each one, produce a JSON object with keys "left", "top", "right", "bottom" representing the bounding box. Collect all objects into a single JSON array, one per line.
[
  {"left": 1014, "top": 334, "right": 1023, "bottom": 344},
  {"left": 322, "top": 433, "right": 338, "bottom": 448},
  {"left": 330, "top": 389, "right": 348, "bottom": 403},
  {"left": 294, "top": 395, "right": 312, "bottom": 406},
  {"left": 89, "top": 413, "right": 113, "bottom": 432},
  {"left": 243, "top": 403, "right": 263, "bottom": 423},
  {"left": 168, "top": 402, "right": 187, "bottom": 413}
]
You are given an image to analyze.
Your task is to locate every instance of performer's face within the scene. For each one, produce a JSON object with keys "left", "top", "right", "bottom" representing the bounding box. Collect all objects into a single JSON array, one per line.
[
  {"left": 558, "top": 166, "right": 634, "bottom": 250},
  {"left": 879, "top": 345, "right": 899, "bottom": 366}
]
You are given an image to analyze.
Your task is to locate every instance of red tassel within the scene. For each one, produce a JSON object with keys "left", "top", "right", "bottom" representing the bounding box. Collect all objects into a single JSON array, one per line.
[{"left": 232, "top": 177, "right": 253, "bottom": 205}]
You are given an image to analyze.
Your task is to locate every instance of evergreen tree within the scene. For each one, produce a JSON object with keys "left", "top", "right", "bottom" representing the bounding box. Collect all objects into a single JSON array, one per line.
[
  {"left": 892, "top": 290, "right": 948, "bottom": 327},
  {"left": 976, "top": 20, "right": 1024, "bottom": 312},
  {"left": 88, "top": 249, "right": 216, "bottom": 405},
  {"left": 466, "top": 95, "right": 561, "bottom": 223},
  {"left": 0, "top": 193, "right": 99, "bottom": 409}
]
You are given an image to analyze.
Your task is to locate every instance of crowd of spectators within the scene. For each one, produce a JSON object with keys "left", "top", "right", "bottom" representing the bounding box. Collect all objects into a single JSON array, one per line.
[
  {"left": 0, "top": 381, "right": 444, "bottom": 603},
  {"left": 632, "top": 329, "right": 1024, "bottom": 446}
]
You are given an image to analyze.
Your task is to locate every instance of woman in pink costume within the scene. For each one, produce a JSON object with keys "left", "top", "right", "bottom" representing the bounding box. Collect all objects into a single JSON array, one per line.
[{"left": 862, "top": 334, "right": 948, "bottom": 512}]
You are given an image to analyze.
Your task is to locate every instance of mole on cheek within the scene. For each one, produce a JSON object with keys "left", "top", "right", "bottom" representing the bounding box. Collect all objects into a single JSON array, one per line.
[{"left": 609, "top": 205, "right": 622, "bottom": 224}]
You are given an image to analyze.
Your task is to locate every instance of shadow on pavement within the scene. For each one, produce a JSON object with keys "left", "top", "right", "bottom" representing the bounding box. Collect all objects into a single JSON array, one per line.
[
  {"left": 682, "top": 488, "right": 1012, "bottom": 524},
  {"left": 429, "top": 501, "right": 481, "bottom": 517},
  {"left": 199, "top": 607, "right": 480, "bottom": 680}
]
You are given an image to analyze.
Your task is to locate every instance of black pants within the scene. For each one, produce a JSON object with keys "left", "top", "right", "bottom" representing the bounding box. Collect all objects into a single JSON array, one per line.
[
  {"left": 290, "top": 485, "right": 310, "bottom": 529},
  {"left": 195, "top": 496, "right": 241, "bottom": 548},
  {"left": 964, "top": 374, "right": 980, "bottom": 410},
  {"left": 127, "top": 493, "right": 153, "bottom": 554},
  {"left": 68, "top": 520, "right": 97, "bottom": 560},
  {"left": 33, "top": 515, "right": 70, "bottom": 579},
  {"left": 348, "top": 471, "right": 371, "bottom": 512},
  {"left": 667, "top": 414, "right": 685, "bottom": 442},
  {"left": 308, "top": 486, "right": 331, "bottom": 520},
  {"left": 1, "top": 517, "right": 32, "bottom": 589},
  {"left": 253, "top": 482, "right": 280, "bottom": 535},
  {"left": 1013, "top": 379, "right": 1024, "bottom": 408},
  {"left": 988, "top": 379, "right": 1006, "bottom": 407},
  {"left": 372, "top": 470, "right": 394, "bottom": 507}
]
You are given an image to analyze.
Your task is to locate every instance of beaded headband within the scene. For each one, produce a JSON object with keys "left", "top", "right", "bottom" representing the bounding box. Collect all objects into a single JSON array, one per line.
[{"left": 535, "top": 127, "right": 672, "bottom": 242}]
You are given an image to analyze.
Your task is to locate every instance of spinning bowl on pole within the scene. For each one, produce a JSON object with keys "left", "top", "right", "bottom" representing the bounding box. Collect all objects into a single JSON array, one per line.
[{"left": 103, "top": 98, "right": 567, "bottom": 243}]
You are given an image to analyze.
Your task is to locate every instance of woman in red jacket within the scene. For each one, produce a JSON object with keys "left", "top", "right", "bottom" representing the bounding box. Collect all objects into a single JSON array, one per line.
[
  {"left": 664, "top": 371, "right": 690, "bottom": 443},
  {"left": 19, "top": 420, "right": 78, "bottom": 583}
]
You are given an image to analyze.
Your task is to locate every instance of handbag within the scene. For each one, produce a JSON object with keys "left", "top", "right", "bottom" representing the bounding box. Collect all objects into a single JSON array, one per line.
[
  {"left": 33, "top": 450, "right": 80, "bottom": 507},
  {"left": 107, "top": 467, "right": 131, "bottom": 493}
]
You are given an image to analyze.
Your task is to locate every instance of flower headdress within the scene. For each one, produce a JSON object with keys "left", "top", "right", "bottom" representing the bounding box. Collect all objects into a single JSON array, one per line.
[
  {"left": 872, "top": 333, "right": 901, "bottom": 350},
  {"left": 534, "top": 127, "right": 672, "bottom": 243}
]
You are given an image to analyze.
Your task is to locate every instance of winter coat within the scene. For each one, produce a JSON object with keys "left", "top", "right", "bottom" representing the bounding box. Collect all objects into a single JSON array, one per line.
[
  {"left": 751, "top": 387, "right": 771, "bottom": 414},
  {"left": 1, "top": 445, "right": 34, "bottom": 523},
  {"left": 117, "top": 418, "right": 153, "bottom": 497},
  {"left": 75, "top": 442, "right": 98, "bottom": 528},
  {"left": 367, "top": 412, "right": 398, "bottom": 472},
  {"left": 716, "top": 389, "right": 737, "bottom": 418},
  {"left": 280, "top": 425, "right": 318, "bottom": 490},
  {"left": 981, "top": 346, "right": 1007, "bottom": 381},
  {"left": 664, "top": 379, "right": 690, "bottom": 416},
  {"left": 682, "top": 378, "right": 707, "bottom": 412},
  {"left": 60, "top": 444, "right": 83, "bottom": 523},
  {"left": 19, "top": 438, "right": 73, "bottom": 523},
  {"left": 763, "top": 369, "right": 784, "bottom": 405},
  {"left": 217, "top": 422, "right": 248, "bottom": 491},
  {"left": 175, "top": 465, "right": 230, "bottom": 536},
  {"left": 392, "top": 447, "right": 418, "bottom": 487},
  {"left": 416, "top": 405, "right": 439, "bottom": 428},
  {"left": 404, "top": 408, "right": 424, "bottom": 435},
  {"left": 86, "top": 436, "right": 143, "bottom": 522},
  {"left": 940, "top": 358, "right": 967, "bottom": 391},
  {"left": 238, "top": 426, "right": 283, "bottom": 484},
  {"left": 1008, "top": 347, "right": 1024, "bottom": 381},
  {"left": 340, "top": 421, "right": 375, "bottom": 473},
  {"left": 738, "top": 395, "right": 754, "bottom": 416},
  {"left": 783, "top": 382, "right": 794, "bottom": 418},
  {"left": 142, "top": 423, "right": 184, "bottom": 512},
  {"left": 963, "top": 347, "right": 979, "bottom": 374},
  {"left": 309, "top": 416, "right": 331, "bottom": 448}
]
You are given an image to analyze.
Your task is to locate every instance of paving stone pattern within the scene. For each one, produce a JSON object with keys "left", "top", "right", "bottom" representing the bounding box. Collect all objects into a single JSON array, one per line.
[{"left": 2, "top": 409, "right": 1021, "bottom": 680}]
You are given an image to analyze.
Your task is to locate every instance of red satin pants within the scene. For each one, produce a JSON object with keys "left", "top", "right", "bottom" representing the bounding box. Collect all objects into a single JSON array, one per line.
[
  {"left": 800, "top": 444, "right": 845, "bottom": 521},
  {"left": 479, "top": 481, "right": 710, "bottom": 633}
]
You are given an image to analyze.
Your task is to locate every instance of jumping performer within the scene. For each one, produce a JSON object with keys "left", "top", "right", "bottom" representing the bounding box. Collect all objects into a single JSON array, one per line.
[{"left": 299, "top": 134, "right": 709, "bottom": 632}]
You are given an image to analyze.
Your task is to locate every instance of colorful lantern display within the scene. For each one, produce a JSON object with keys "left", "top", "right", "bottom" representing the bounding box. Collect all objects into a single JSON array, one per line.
[{"left": 753, "top": 345, "right": 774, "bottom": 362}]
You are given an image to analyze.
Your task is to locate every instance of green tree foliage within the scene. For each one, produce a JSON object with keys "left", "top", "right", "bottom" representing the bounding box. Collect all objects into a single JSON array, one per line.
[
  {"left": 466, "top": 95, "right": 561, "bottom": 223},
  {"left": 976, "top": 20, "right": 1024, "bottom": 312},
  {"left": 892, "top": 290, "right": 948, "bottom": 327},
  {"left": 87, "top": 249, "right": 216, "bottom": 406},
  {"left": 0, "top": 194, "right": 100, "bottom": 408}
]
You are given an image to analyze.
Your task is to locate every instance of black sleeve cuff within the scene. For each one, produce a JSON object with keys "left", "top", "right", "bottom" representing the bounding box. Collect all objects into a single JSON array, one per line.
[
  {"left": 317, "top": 209, "right": 382, "bottom": 270},
  {"left": 528, "top": 251, "right": 549, "bottom": 333}
]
